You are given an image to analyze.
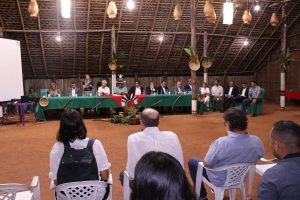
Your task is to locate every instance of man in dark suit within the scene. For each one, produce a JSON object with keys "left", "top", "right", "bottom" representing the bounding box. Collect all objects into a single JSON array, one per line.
[
  {"left": 172, "top": 81, "right": 184, "bottom": 94},
  {"left": 67, "top": 82, "right": 81, "bottom": 96},
  {"left": 157, "top": 80, "right": 169, "bottom": 95},
  {"left": 184, "top": 78, "right": 193, "bottom": 94},
  {"left": 128, "top": 80, "right": 145, "bottom": 96},
  {"left": 222, "top": 80, "right": 239, "bottom": 111},
  {"left": 234, "top": 82, "right": 249, "bottom": 103}
]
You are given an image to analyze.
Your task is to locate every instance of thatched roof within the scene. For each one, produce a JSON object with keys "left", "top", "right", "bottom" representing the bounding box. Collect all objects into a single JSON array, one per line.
[{"left": 0, "top": 0, "right": 299, "bottom": 78}]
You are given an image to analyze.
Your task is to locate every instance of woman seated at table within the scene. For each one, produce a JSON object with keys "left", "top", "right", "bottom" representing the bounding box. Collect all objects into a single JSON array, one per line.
[
  {"left": 48, "top": 81, "right": 60, "bottom": 97},
  {"left": 145, "top": 81, "right": 157, "bottom": 95}
]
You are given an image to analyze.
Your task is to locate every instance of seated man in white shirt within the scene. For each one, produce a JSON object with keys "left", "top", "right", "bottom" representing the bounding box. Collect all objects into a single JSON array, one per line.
[
  {"left": 199, "top": 82, "right": 210, "bottom": 109},
  {"left": 211, "top": 79, "right": 224, "bottom": 112},
  {"left": 125, "top": 108, "right": 184, "bottom": 179},
  {"left": 98, "top": 80, "right": 110, "bottom": 96}
]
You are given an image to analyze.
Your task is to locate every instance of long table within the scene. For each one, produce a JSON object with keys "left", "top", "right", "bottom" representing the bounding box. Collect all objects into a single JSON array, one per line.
[{"left": 36, "top": 94, "right": 193, "bottom": 121}]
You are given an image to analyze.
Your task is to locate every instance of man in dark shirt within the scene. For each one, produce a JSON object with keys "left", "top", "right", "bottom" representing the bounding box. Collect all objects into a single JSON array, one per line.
[{"left": 258, "top": 120, "right": 300, "bottom": 200}]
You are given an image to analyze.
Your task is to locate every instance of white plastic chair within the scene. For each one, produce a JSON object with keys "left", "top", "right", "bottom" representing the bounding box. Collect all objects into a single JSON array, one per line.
[
  {"left": 123, "top": 170, "right": 132, "bottom": 200},
  {"left": 196, "top": 162, "right": 254, "bottom": 200},
  {"left": 0, "top": 176, "right": 40, "bottom": 200},
  {"left": 247, "top": 158, "right": 277, "bottom": 199}
]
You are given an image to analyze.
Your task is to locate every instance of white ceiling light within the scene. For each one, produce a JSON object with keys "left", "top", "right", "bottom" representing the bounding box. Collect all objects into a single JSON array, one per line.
[
  {"left": 127, "top": 0, "right": 135, "bottom": 10},
  {"left": 223, "top": 0, "right": 233, "bottom": 25},
  {"left": 254, "top": 4, "right": 261, "bottom": 11},
  {"left": 61, "top": 0, "right": 71, "bottom": 18},
  {"left": 158, "top": 34, "right": 164, "bottom": 42},
  {"left": 56, "top": 33, "right": 62, "bottom": 42},
  {"left": 243, "top": 40, "right": 249, "bottom": 46}
]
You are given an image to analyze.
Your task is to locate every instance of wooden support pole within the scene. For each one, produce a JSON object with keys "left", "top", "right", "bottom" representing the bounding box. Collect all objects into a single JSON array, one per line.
[
  {"left": 111, "top": 25, "right": 116, "bottom": 94},
  {"left": 280, "top": 5, "right": 286, "bottom": 109},
  {"left": 190, "top": 0, "right": 197, "bottom": 115},
  {"left": 203, "top": 31, "right": 208, "bottom": 83}
]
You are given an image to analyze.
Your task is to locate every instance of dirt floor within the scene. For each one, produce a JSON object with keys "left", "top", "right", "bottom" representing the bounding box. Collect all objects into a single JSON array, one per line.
[{"left": 0, "top": 102, "right": 299, "bottom": 200}]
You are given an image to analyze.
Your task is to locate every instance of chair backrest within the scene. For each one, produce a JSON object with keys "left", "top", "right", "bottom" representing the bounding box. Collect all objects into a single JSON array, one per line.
[
  {"left": 0, "top": 176, "right": 40, "bottom": 200},
  {"left": 55, "top": 181, "right": 109, "bottom": 200},
  {"left": 259, "top": 88, "right": 265, "bottom": 99},
  {"left": 223, "top": 163, "right": 254, "bottom": 189}
]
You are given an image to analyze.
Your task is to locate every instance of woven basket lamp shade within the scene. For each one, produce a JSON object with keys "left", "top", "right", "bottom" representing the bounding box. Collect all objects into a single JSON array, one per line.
[
  {"left": 207, "top": 9, "right": 217, "bottom": 23},
  {"left": 174, "top": 4, "right": 182, "bottom": 21},
  {"left": 204, "top": 0, "right": 214, "bottom": 18},
  {"left": 107, "top": 1, "right": 117, "bottom": 19},
  {"left": 270, "top": 12, "right": 279, "bottom": 26},
  {"left": 242, "top": 9, "right": 252, "bottom": 25},
  {"left": 28, "top": 0, "right": 39, "bottom": 17}
]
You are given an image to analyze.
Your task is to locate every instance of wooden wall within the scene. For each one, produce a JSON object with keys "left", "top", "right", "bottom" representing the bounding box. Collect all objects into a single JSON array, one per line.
[{"left": 24, "top": 75, "right": 253, "bottom": 96}]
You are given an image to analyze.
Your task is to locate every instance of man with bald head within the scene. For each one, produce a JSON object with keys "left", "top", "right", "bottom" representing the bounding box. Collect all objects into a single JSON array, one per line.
[
  {"left": 125, "top": 108, "right": 184, "bottom": 178},
  {"left": 258, "top": 120, "right": 300, "bottom": 199}
]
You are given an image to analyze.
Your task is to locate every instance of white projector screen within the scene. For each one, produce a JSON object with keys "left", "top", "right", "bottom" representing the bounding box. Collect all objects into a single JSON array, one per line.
[{"left": 0, "top": 38, "right": 24, "bottom": 102}]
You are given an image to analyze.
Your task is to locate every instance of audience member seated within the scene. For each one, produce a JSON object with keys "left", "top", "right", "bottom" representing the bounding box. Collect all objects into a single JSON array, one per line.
[
  {"left": 130, "top": 151, "right": 195, "bottom": 200},
  {"left": 157, "top": 80, "right": 170, "bottom": 95},
  {"left": 222, "top": 80, "right": 239, "bottom": 111},
  {"left": 184, "top": 78, "right": 193, "bottom": 94},
  {"left": 199, "top": 82, "right": 210, "bottom": 110},
  {"left": 82, "top": 74, "right": 94, "bottom": 96},
  {"left": 242, "top": 81, "right": 261, "bottom": 117},
  {"left": 234, "top": 82, "right": 249, "bottom": 103},
  {"left": 258, "top": 120, "right": 300, "bottom": 200},
  {"left": 98, "top": 80, "right": 110, "bottom": 96},
  {"left": 113, "top": 76, "right": 128, "bottom": 95},
  {"left": 48, "top": 81, "right": 60, "bottom": 97},
  {"left": 188, "top": 107, "right": 264, "bottom": 200},
  {"left": 49, "top": 109, "right": 111, "bottom": 186},
  {"left": 125, "top": 108, "right": 184, "bottom": 178},
  {"left": 172, "top": 80, "right": 184, "bottom": 94},
  {"left": 128, "top": 80, "right": 144, "bottom": 96},
  {"left": 145, "top": 81, "right": 156, "bottom": 95},
  {"left": 27, "top": 87, "right": 38, "bottom": 98},
  {"left": 211, "top": 79, "right": 223, "bottom": 112},
  {"left": 67, "top": 82, "right": 81, "bottom": 97}
]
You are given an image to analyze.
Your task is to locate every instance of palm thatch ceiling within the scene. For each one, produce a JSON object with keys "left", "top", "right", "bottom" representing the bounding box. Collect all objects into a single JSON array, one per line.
[{"left": 0, "top": 0, "right": 299, "bottom": 78}]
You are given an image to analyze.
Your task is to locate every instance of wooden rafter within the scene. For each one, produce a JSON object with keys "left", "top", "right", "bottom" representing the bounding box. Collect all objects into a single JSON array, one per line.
[
  {"left": 163, "top": 0, "right": 188, "bottom": 72},
  {"left": 207, "top": 9, "right": 223, "bottom": 48},
  {"left": 16, "top": 0, "right": 36, "bottom": 77},
  {"left": 55, "top": 0, "right": 63, "bottom": 75},
  {"left": 234, "top": 5, "right": 281, "bottom": 72},
  {"left": 85, "top": 0, "right": 91, "bottom": 74},
  {"left": 253, "top": 13, "right": 300, "bottom": 72},
  {"left": 175, "top": 34, "right": 189, "bottom": 71},
  {"left": 137, "top": 0, "right": 162, "bottom": 70},
  {"left": 242, "top": 1, "right": 299, "bottom": 72},
  {"left": 37, "top": 15, "right": 48, "bottom": 76},
  {"left": 73, "top": 0, "right": 77, "bottom": 75},
  {"left": 116, "top": 0, "right": 125, "bottom": 50},
  {"left": 150, "top": 0, "right": 174, "bottom": 71},
  {"left": 127, "top": 0, "right": 144, "bottom": 72},
  {"left": 224, "top": 0, "right": 270, "bottom": 73},
  {"left": 0, "top": 16, "right": 7, "bottom": 38},
  {"left": 98, "top": 0, "right": 109, "bottom": 74}
]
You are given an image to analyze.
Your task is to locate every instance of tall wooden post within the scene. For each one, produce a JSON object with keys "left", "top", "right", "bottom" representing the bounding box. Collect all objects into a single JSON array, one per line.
[
  {"left": 190, "top": 0, "right": 198, "bottom": 115},
  {"left": 111, "top": 25, "right": 116, "bottom": 94},
  {"left": 280, "top": 5, "right": 286, "bottom": 109},
  {"left": 203, "top": 31, "right": 208, "bottom": 83}
]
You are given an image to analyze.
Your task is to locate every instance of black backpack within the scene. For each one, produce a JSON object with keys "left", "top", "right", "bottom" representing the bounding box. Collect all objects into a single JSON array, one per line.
[{"left": 57, "top": 138, "right": 99, "bottom": 185}]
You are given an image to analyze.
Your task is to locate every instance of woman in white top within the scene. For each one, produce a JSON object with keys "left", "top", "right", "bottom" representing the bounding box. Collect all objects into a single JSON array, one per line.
[
  {"left": 49, "top": 109, "right": 111, "bottom": 186},
  {"left": 199, "top": 82, "right": 210, "bottom": 109}
]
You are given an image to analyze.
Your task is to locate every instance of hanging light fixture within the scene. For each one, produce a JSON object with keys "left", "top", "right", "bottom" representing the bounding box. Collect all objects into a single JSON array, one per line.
[
  {"left": 243, "top": 39, "right": 249, "bottom": 46},
  {"left": 56, "top": 33, "right": 62, "bottom": 42},
  {"left": 242, "top": 9, "right": 252, "bottom": 24},
  {"left": 28, "top": 0, "right": 39, "bottom": 17},
  {"left": 174, "top": 4, "right": 182, "bottom": 21},
  {"left": 158, "top": 33, "right": 164, "bottom": 42},
  {"left": 204, "top": 0, "right": 214, "bottom": 18},
  {"left": 254, "top": 0, "right": 261, "bottom": 12},
  {"left": 223, "top": 0, "right": 234, "bottom": 25},
  {"left": 207, "top": 9, "right": 217, "bottom": 23},
  {"left": 270, "top": 12, "right": 279, "bottom": 26},
  {"left": 107, "top": 1, "right": 118, "bottom": 18},
  {"left": 127, "top": 0, "right": 135, "bottom": 10},
  {"left": 61, "top": 0, "right": 71, "bottom": 18}
]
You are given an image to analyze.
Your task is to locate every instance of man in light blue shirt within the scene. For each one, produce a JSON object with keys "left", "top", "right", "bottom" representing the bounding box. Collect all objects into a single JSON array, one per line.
[
  {"left": 188, "top": 107, "right": 264, "bottom": 199},
  {"left": 242, "top": 81, "right": 261, "bottom": 117}
]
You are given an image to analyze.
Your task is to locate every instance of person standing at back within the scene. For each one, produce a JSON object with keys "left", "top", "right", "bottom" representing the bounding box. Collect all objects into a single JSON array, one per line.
[{"left": 258, "top": 120, "right": 300, "bottom": 200}]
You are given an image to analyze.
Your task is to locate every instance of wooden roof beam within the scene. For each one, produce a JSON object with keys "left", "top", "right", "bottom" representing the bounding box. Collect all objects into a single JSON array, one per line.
[
  {"left": 85, "top": 0, "right": 91, "bottom": 74},
  {"left": 16, "top": 0, "right": 36, "bottom": 77},
  {"left": 242, "top": 2, "right": 299, "bottom": 72},
  {"left": 175, "top": 34, "right": 189, "bottom": 71},
  {"left": 0, "top": 16, "right": 7, "bottom": 38},
  {"left": 98, "top": 0, "right": 109, "bottom": 74},
  {"left": 55, "top": 0, "right": 63, "bottom": 76},
  {"left": 73, "top": 0, "right": 77, "bottom": 75},
  {"left": 224, "top": 0, "right": 270, "bottom": 73},
  {"left": 116, "top": 0, "right": 125, "bottom": 50},
  {"left": 37, "top": 15, "right": 48, "bottom": 76},
  {"left": 127, "top": 0, "right": 144, "bottom": 72}
]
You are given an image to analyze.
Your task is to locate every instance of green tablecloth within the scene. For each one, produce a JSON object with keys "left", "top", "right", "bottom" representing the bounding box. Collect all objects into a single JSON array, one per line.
[
  {"left": 36, "top": 96, "right": 120, "bottom": 120},
  {"left": 138, "top": 94, "right": 192, "bottom": 108}
]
